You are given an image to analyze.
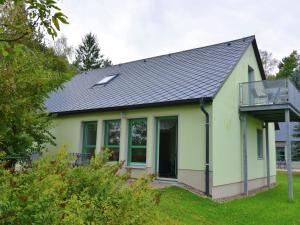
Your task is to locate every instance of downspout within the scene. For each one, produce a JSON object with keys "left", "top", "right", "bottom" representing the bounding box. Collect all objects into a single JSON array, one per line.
[{"left": 200, "top": 98, "right": 210, "bottom": 196}]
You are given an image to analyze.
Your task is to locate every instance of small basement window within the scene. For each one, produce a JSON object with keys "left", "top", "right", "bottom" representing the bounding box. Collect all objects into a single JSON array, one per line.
[{"left": 97, "top": 74, "right": 118, "bottom": 85}]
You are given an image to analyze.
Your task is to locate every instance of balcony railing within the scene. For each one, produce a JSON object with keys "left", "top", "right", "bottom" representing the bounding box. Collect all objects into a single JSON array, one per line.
[{"left": 239, "top": 79, "right": 300, "bottom": 113}]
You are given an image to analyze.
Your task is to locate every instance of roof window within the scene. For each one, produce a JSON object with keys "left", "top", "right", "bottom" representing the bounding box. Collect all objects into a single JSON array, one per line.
[{"left": 96, "top": 74, "right": 118, "bottom": 85}]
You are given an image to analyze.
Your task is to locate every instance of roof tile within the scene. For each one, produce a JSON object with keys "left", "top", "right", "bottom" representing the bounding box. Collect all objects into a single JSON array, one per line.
[{"left": 45, "top": 36, "right": 254, "bottom": 113}]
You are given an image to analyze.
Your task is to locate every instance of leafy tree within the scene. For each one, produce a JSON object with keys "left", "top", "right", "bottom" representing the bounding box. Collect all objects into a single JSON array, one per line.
[
  {"left": 275, "top": 51, "right": 300, "bottom": 89},
  {"left": 0, "top": 0, "right": 68, "bottom": 41},
  {"left": 53, "top": 35, "right": 74, "bottom": 62},
  {"left": 0, "top": 148, "right": 168, "bottom": 224},
  {"left": 289, "top": 67, "right": 300, "bottom": 90},
  {"left": 0, "top": 44, "right": 73, "bottom": 163},
  {"left": 276, "top": 51, "right": 299, "bottom": 79},
  {"left": 277, "top": 51, "right": 300, "bottom": 160},
  {"left": 74, "top": 32, "right": 112, "bottom": 71},
  {"left": 275, "top": 51, "right": 300, "bottom": 88},
  {"left": 0, "top": 1, "right": 74, "bottom": 164},
  {"left": 259, "top": 50, "right": 279, "bottom": 77}
]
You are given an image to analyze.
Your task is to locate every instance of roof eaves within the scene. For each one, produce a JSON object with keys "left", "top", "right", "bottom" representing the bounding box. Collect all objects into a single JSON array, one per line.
[
  {"left": 251, "top": 38, "right": 266, "bottom": 80},
  {"left": 50, "top": 97, "right": 213, "bottom": 116}
]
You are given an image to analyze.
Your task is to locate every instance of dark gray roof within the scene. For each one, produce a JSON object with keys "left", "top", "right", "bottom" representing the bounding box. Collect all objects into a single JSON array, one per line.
[
  {"left": 276, "top": 122, "right": 300, "bottom": 142},
  {"left": 46, "top": 36, "right": 259, "bottom": 114}
]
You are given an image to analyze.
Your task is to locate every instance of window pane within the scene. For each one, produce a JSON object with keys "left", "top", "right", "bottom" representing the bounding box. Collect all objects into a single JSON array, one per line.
[
  {"left": 108, "top": 147, "right": 119, "bottom": 161},
  {"left": 131, "top": 148, "right": 146, "bottom": 163},
  {"left": 276, "top": 147, "right": 285, "bottom": 161},
  {"left": 107, "top": 120, "right": 120, "bottom": 145},
  {"left": 85, "top": 123, "right": 97, "bottom": 145},
  {"left": 130, "top": 119, "right": 147, "bottom": 146},
  {"left": 292, "top": 142, "right": 300, "bottom": 161},
  {"left": 257, "top": 129, "right": 263, "bottom": 159}
]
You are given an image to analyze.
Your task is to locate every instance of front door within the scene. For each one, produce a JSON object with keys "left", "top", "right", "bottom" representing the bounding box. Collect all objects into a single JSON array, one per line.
[{"left": 156, "top": 117, "right": 178, "bottom": 179}]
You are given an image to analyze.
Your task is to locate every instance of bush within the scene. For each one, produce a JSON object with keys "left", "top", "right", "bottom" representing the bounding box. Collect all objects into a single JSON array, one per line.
[{"left": 0, "top": 147, "right": 163, "bottom": 225}]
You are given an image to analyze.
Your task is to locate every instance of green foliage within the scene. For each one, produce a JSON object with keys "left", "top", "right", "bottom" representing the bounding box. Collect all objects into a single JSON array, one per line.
[
  {"left": 0, "top": 0, "right": 75, "bottom": 161},
  {"left": 276, "top": 51, "right": 300, "bottom": 144},
  {"left": 0, "top": 0, "right": 68, "bottom": 41},
  {"left": 276, "top": 50, "right": 300, "bottom": 82},
  {"left": 75, "top": 32, "right": 112, "bottom": 71},
  {"left": 289, "top": 69, "right": 300, "bottom": 90},
  {"left": 52, "top": 35, "right": 74, "bottom": 62},
  {"left": 0, "top": 42, "right": 74, "bottom": 160},
  {"left": 0, "top": 147, "right": 161, "bottom": 225}
]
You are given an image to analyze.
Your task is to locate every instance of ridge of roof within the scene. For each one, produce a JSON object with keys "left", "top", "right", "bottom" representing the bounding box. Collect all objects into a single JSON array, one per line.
[{"left": 85, "top": 35, "right": 256, "bottom": 74}]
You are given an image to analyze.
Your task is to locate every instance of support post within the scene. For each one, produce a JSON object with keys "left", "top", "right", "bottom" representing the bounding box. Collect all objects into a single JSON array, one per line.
[
  {"left": 242, "top": 113, "right": 248, "bottom": 195},
  {"left": 285, "top": 109, "right": 293, "bottom": 201},
  {"left": 265, "top": 122, "right": 271, "bottom": 188}
]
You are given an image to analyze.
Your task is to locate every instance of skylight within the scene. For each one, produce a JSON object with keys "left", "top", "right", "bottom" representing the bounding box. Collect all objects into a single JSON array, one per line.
[{"left": 97, "top": 74, "right": 117, "bottom": 85}]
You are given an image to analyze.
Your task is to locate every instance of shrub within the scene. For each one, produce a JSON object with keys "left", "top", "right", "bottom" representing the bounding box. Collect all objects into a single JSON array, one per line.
[{"left": 0, "top": 147, "right": 162, "bottom": 225}]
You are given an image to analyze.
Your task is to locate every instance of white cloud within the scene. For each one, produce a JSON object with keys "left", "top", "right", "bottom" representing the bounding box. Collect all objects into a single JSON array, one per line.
[{"left": 58, "top": 0, "right": 300, "bottom": 64}]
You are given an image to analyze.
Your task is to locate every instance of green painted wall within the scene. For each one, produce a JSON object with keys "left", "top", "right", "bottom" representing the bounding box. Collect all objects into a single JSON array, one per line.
[
  {"left": 49, "top": 104, "right": 211, "bottom": 172},
  {"left": 49, "top": 44, "right": 276, "bottom": 189},
  {"left": 212, "top": 45, "right": 276, "bottom": 186}
]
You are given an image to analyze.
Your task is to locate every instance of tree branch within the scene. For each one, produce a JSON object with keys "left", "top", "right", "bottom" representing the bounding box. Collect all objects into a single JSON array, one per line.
[{"left": 0, "top": 32, "right": 29, "bottom": 42}]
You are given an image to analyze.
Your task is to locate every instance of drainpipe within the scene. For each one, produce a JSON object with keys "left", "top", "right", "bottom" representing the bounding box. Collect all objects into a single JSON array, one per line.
[{"left": 200, "top": 98, "right": 210, "bottom": 196}]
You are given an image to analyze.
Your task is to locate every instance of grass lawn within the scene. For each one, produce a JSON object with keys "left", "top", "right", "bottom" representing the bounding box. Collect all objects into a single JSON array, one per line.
[{"left": 157, "top": 172, "right": 300, "bottom": 225}]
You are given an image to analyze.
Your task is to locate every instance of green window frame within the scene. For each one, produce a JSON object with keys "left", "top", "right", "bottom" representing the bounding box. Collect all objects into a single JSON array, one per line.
[
  {"left": 257, "top": 129, "right": 263, "bottom": 159},
  {"left": 127, "top": 118, "right": 147, "bottom": 166},
  {"left": 82, "top": 121, "right": 98, "bottom": 161},
  {"left": 104, "top": 120, "right": 121, "bottom": 161}
]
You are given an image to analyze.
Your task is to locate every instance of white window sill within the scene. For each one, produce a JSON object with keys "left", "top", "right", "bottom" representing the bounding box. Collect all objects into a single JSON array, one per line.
[{"left": 125, "top": 165, "right": 147, "bottom": 169}]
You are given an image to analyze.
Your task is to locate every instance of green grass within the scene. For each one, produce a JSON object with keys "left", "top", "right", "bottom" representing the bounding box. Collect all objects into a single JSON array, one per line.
[{"left": 157, "top": 172, "right": 300, "bottom": 225}]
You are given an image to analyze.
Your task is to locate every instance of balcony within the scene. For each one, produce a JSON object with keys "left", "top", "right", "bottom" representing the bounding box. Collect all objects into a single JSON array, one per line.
[
  {"left": 239, "top": 79, "right": 300, "bottom": 122},
  {"left": 239, "top": 79, "right": 300, "bottom": 200}
]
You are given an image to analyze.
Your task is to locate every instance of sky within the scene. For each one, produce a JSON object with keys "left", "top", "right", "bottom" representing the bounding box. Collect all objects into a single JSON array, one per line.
[{"left": 57, "top": 0, "right": 300, "bottom": 64}]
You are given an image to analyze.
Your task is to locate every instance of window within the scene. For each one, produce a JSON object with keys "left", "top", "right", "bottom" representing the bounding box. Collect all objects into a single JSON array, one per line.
[
  {"left": 82, "top": 121, "right": 97, "bottom": 161},
  {"left": 248, "top": 66, "right": 255, "bottom": 82},
  {"left": 292, "top": 142, "right": 300, "bottom": 161},
  {"left": 128, "top": 118, "right": 147, "bottom": 165},
  {"left": 276, "top": 147, "right": 285, "bottom": 161},
  {"left": 97, "top": 74, "right": 118, "bottom": 85},
  {"left": 248, "top": 66, "right": 255, "bottom": 105},
  {"left": 257, "top": 129, "right": 263, "bottom": 159},
  {"left": 104, "top": 120, "right": 121, "bottom": 161}
]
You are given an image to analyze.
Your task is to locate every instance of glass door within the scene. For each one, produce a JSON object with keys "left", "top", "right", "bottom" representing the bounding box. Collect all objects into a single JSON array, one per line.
[{"left": 156, "top": 117, "right": 178, "bottom": 179}]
